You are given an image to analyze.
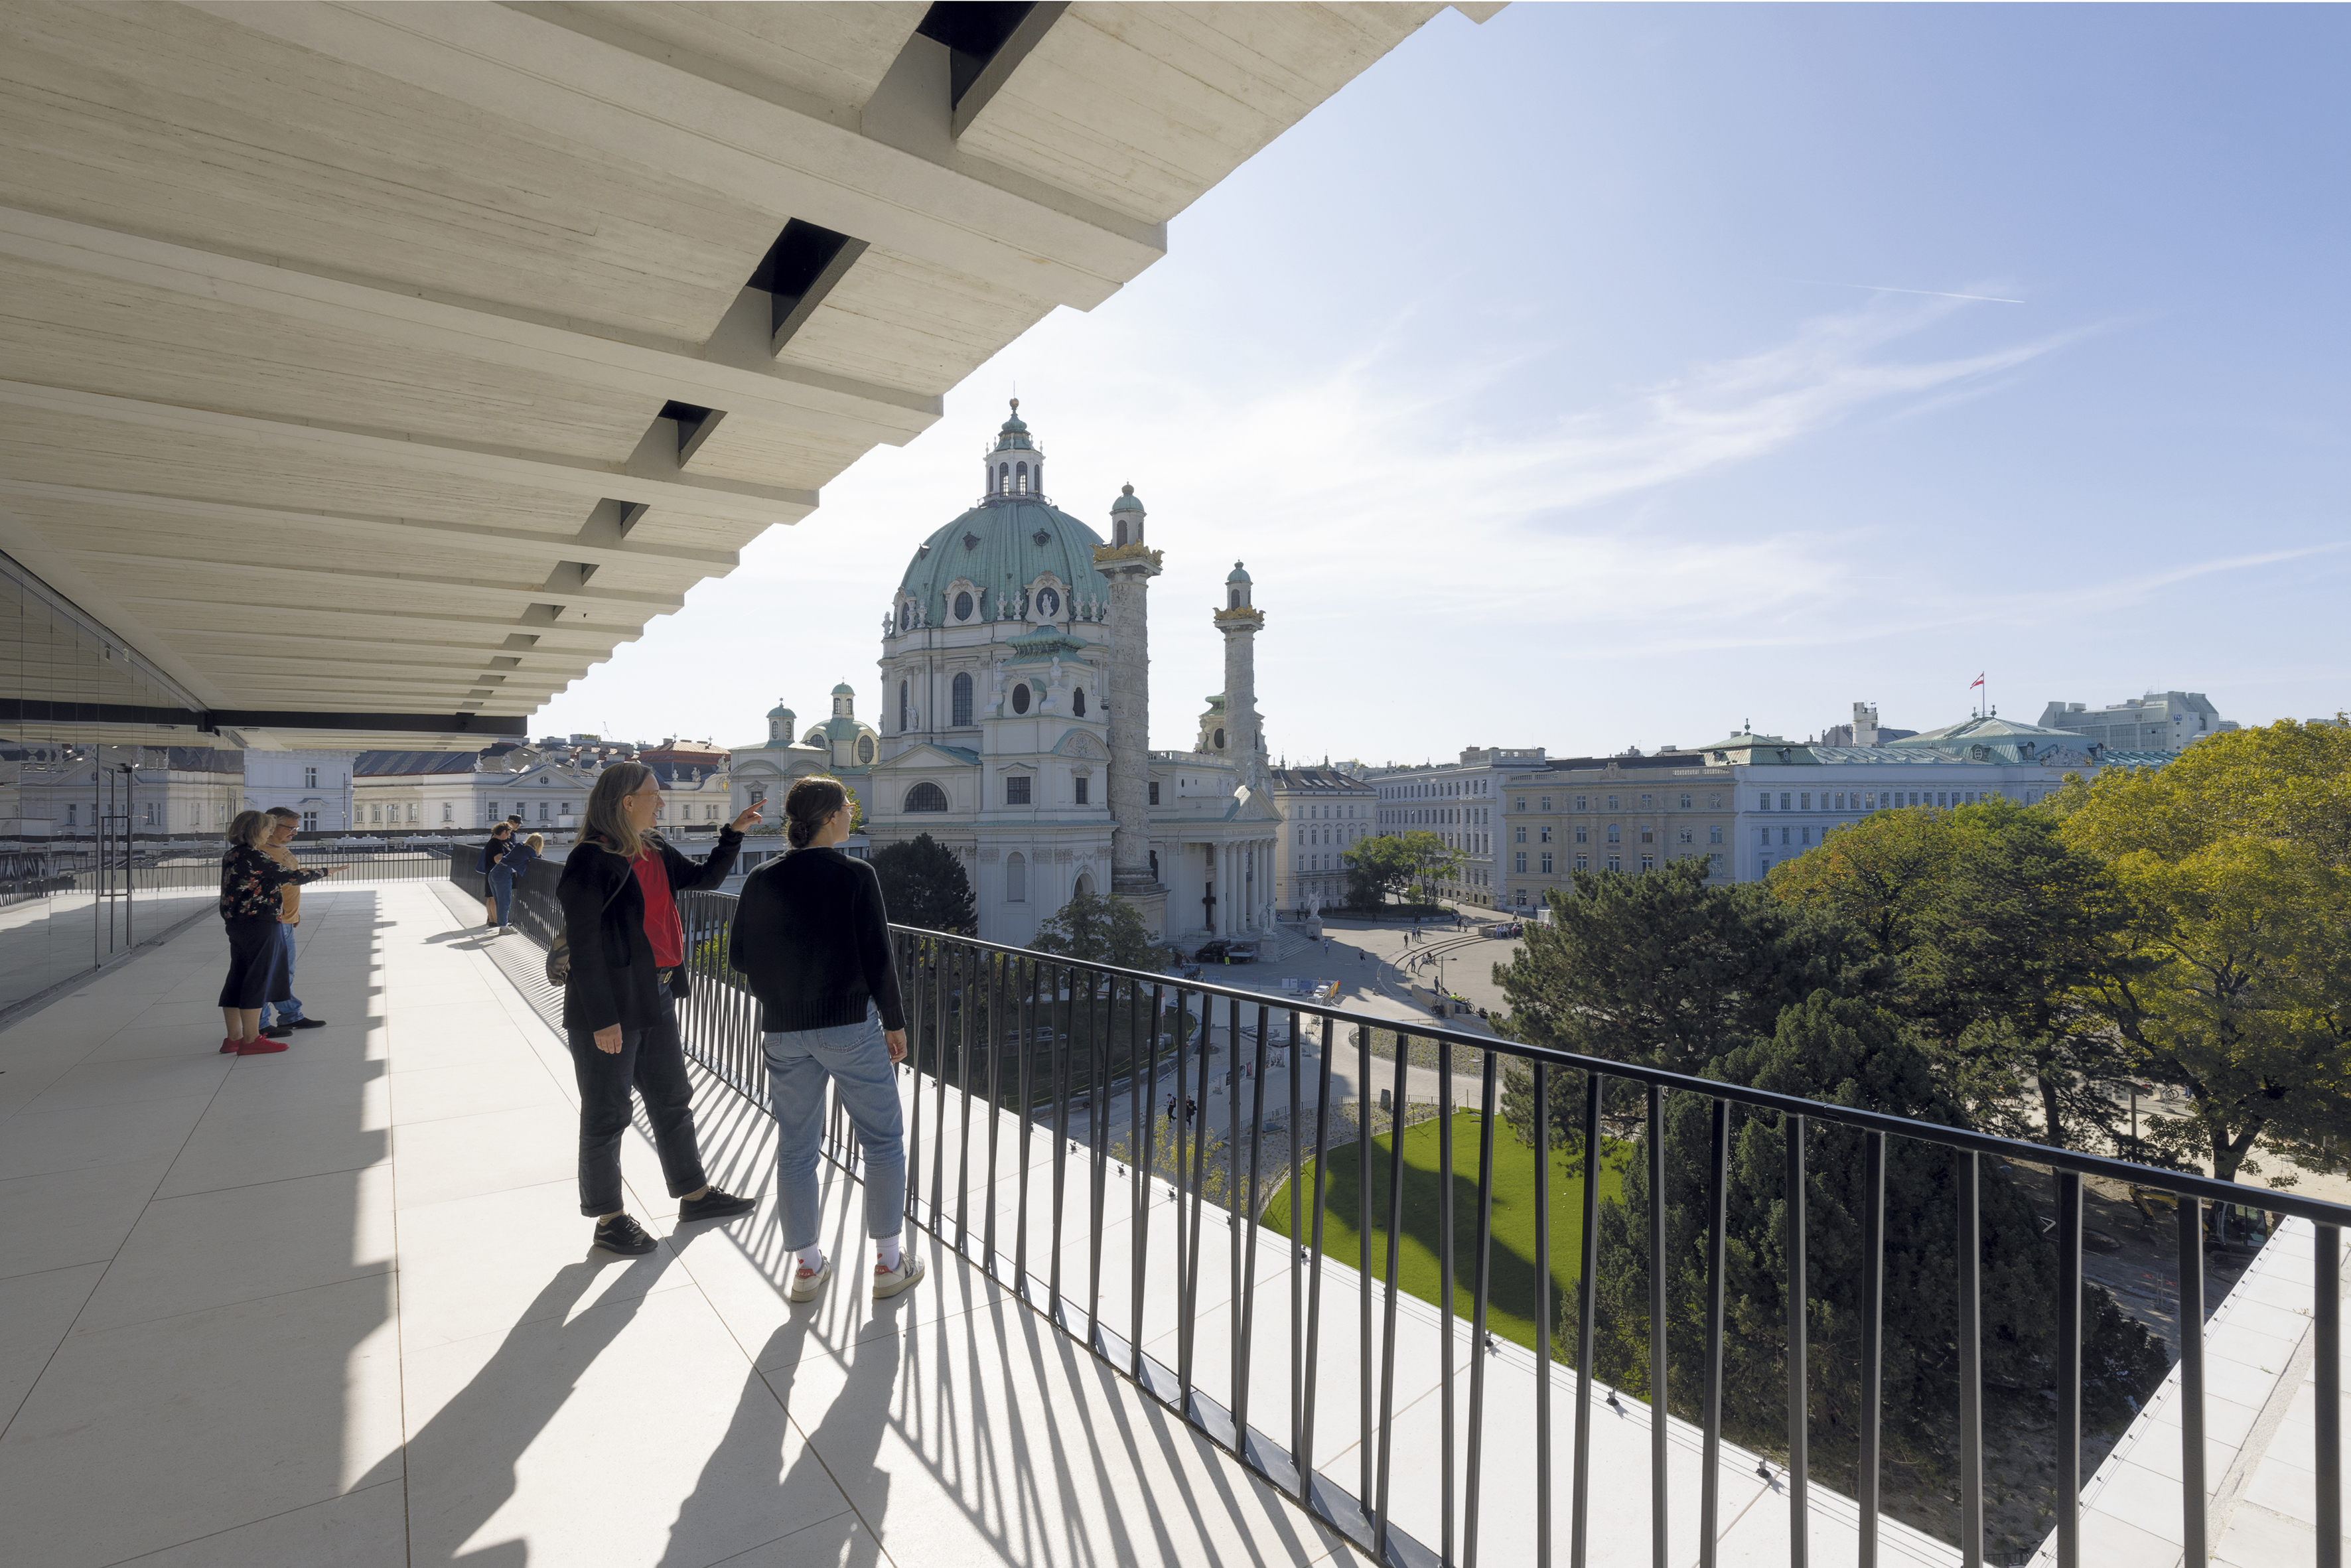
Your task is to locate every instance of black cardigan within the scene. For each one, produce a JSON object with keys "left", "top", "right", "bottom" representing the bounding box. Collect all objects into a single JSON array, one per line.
[
  {"left": 557, "top": 829, "right": 743, "bottom": 1034},
  {"left": 729, "top": 845, "right": 907, "bottom": 1034}
]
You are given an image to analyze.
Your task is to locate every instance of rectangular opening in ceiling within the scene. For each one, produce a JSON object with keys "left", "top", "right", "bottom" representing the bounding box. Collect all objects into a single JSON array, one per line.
[
  {"left": 915, "top": 3, "right": 1037, "bottom": 107},
  {"left": 748, "top": 220, "right": 867, "bottom": 354},
  {"left": 657, "top": 401, "right": 723, "bottom": 463}
]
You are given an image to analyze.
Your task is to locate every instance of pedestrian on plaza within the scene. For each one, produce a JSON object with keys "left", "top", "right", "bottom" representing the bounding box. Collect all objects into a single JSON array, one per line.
[
  {"left": 1166, "top": 1096, "right": 1177, "bottom": 1124},
  {"left": 219, "top": 810, "right": 338, "bottom": 1056},
  {"left": 257, "top": 807, "right": 330, "bottom": 1040},
  {"left": 558, "top": 762, "right": 758, "bottom": 1257},
  {"left": 478, "top": 822, "right": 515, "bottom": 928},
  {"left": 730, "top": 775, "right": 924, "bottom": 1305},
  {"left": 1184, "top": 1097, "right": 1198, "bottom": 1125}
]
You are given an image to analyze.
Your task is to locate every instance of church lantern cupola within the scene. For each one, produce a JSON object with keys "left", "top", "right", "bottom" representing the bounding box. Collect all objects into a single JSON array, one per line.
[
  {"left": 983, "top": 399, "right": 1044, "bottom": 501},
  {"left": 831, "top": 681, "right": 855, "bottom": 719},
  {"left": 1225, "top": 560, "right": 1252, "bottom": 610},
  {"left": 1108, "top": 483, "right": 1147, "bottom": 548},
  {"left": 766, "top": 701, "right": 796, "bottom": 746}
]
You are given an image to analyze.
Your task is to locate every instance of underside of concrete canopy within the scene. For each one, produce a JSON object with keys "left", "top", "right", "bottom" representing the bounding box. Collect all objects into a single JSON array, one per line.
[{"left": 0, "top": 0, "right": 1481, "bottom": 748}]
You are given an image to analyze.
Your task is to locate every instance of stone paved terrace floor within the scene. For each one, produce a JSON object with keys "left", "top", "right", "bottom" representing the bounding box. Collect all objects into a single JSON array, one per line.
[{"left": 0, "top": 883, "right": 1388, "bottom": 1568}]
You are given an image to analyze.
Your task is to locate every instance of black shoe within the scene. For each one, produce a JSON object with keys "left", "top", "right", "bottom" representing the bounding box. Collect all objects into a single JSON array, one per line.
[
  {"left": 593, "top": 1214, "right": 657, "bottom": 1255},
  {"left": 677, "top": 1187, "right": 756, "bottom": 1224},
  {"left": 289, "top": 1017, "right": 326, "bottom": 1030},
  {"left": 260, "top": 1023, "right": 296, "bottom": 1039}
]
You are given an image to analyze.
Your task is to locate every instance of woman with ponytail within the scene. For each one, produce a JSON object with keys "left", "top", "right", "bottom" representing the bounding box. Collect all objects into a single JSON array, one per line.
[
  {"left": 730, "top": 776, "right": 919, "bottom": 1303},
  {"left": 555, "top": 762, "right": 760, "bottom": 1255}
]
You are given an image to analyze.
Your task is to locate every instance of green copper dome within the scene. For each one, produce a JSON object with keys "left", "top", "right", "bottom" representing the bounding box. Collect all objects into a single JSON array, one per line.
[
  {"left": 895, "top": 498, "right": 1105, "bottom": 626},
  {"left": 1226, "top": 561, "right": 1251, "bottom": 584},
  {"left": 830, "top": 680, "right": 855, "bottom": 697},
  {"left": 993, "top": 397, "right": 1033, "bottom": 451},
  {"left": 1110, "top": 483, "right": 1145, "bottom": 514},
  {"left": 766, "top": 701, "right": 795, "bottom": 721}
]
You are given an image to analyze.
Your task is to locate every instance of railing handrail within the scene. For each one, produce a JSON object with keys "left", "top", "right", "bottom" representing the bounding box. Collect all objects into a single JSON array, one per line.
[{"left": 873, "top": 916, "right": 2351, "bottom": 1229}]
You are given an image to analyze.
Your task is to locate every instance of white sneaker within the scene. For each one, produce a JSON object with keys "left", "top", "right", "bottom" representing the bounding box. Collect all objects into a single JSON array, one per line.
[
  {"left": 873, "top": 1251, "right": 926, "bottom": 1300},
  {"left": 788, "top": 1253, "right": 832, "bottom": 1303}
]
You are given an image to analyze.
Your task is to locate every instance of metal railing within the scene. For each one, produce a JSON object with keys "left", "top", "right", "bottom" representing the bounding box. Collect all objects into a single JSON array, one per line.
[{"left": 598, "top": 883, "right": 2344, "bottom": 1568}]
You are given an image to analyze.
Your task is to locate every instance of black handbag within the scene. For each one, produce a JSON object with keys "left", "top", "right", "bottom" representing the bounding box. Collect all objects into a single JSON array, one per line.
[{"left": 545, "top": 865, "right": 627, "bottom": 987}]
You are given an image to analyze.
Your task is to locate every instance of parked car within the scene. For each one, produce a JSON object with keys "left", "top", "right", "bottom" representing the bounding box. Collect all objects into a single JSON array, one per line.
[{"left": 1192, "top": 940, "right": 1256, "bottom": 963}]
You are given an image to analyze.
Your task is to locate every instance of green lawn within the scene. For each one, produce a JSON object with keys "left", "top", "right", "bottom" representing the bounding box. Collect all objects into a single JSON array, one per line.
[{"left": 1261, "top": 1112, "right": 1631, "bottom": 1359}]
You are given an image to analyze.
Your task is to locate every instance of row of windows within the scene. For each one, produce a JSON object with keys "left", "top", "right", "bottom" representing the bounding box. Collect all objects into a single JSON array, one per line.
[
  {"left": 1508, "top": 857, "right": 1725, "bottom": 902},
  {"left": 900, "top": 673, "right": 1086, "bottom": 730},
  {"left": 1515, "top": 823, "right": 1725, "bottom": 847},
  {"left": 902, "top": 776, "right": 1092, "bottom": 813},
  {"left": 1758, "top": 788, "right": 2017, "bottom": 812},
  {"left": 1379, "top": 778, "right": 1492, "bottom": 800},
  {"left": 1514, "top": 792, "right": 1721, "bottom": 813}
]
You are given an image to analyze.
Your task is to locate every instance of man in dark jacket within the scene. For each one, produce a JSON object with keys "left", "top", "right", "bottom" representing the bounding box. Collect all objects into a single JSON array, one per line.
[{"left": 557, "top": 764, "right": 760, "bottom": 1255}]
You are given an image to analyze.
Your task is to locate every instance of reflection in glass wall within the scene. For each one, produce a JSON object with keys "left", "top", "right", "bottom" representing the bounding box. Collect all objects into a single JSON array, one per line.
[{"left": 0, "top": 552, "right": 221, "bottom": 1012}]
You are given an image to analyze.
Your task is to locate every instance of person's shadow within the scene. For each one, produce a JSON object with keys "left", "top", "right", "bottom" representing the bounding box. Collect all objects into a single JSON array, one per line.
[
  {"left": 405, "top": 1257, "right": 671, "bottom": 1565},
  {"left": 657, "top": 1275, "right": 907, "bottom": 1567}
]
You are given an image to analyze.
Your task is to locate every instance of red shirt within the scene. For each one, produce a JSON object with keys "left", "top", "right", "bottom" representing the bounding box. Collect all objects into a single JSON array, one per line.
[{"left": 631, "top": 851, "right": 684, "bottom": 969}]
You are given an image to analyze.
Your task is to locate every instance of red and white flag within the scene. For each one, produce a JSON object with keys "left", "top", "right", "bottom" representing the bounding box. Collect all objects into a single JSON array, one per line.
[{"left": 1969, "top": 673, "right": 1985, "bottom": 689}]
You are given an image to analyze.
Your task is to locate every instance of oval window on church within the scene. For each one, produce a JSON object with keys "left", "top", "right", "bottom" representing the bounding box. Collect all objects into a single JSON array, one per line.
[
  {"left": 1012, "top": 683, "right": 1031, "bottom": 715},
  {"left": 953, "top": 591, "right": 973, "bottom": 621},
  {"left": 1035, "top": 587, "right": 1059, "bottom": 618},
  {"left": 1072, "top": 687, "right": 1086, "bottom": 717},
  {"left": 856, "top": 735, "right": 875, "bottom": 764},
  {"left": 1214, "top": 727, "right": 1226, "bottom": 748}
]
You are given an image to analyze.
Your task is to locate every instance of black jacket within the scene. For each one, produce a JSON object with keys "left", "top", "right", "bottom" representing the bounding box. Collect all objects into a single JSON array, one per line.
[
  {"left": 729, "top": 845, "right": 907, "bottom": 1034},
  {"left": 558, "top": 828, "right": 743, "bottom": 1034}
]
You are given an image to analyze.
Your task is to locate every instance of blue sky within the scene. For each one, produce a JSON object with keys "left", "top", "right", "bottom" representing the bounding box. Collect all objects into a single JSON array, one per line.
[{"left": 535, "top": 3, "right": 2350, "bottom": 762}]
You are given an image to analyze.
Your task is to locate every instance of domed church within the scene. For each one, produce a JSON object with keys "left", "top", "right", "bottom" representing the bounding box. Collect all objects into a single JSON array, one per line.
[{"left": 863, "top": 403, "right": 1283, "bottom": 948}]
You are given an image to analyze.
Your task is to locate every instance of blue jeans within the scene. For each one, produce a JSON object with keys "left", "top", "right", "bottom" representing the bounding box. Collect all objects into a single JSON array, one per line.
[
  {"left": 488, "top": 867, "right": 515, "bottom": 926},
  {"left": 266, "top": 923, "right": 303, "bottom": 1024},
  {"left": 763, "top": 1009, "right": 905, "bottom": 1253}
]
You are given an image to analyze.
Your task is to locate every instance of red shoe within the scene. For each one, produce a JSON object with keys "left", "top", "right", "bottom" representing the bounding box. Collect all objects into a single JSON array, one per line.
[
  {"left": 220, "top": 1036, "right": 241, "bottom": 1053},
  {"left": 236, "top": 1036, "right": 289, "bottom": 1056}
]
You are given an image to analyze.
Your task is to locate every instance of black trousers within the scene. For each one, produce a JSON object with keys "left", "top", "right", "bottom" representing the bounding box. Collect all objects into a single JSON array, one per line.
[{"left": 565, "top": 993, "right": 709, "bottom": 1218}]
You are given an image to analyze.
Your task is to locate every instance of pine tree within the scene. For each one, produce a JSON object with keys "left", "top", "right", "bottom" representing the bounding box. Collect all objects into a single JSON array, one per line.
[{"left": 871, "top": 831, "right": 975, "bottom": 934}]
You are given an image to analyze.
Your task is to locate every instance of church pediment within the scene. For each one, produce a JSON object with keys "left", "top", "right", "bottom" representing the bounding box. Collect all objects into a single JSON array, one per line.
[
  {"left": 1052, "top": 730, "right": 1107, "bottom": 761},
  {"left": 879, "top": 741, "right": 980, "bottom": 769}
]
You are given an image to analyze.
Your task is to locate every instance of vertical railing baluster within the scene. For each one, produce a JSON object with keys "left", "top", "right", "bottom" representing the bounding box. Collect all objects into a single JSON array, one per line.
[
  {"left": 1860, "top": 1131, "right": 1886, "bottom": 1568},
  {"left": 1465, "top": 1051, "right": 1498, "bottom": 1568},
  {"left": 1786, "top": 1112, "right": 1808, "bottom": 1568},
  {"left": 904, "top": 940, "right": 924, "bottom": 1230},
  {"left": 1173, "top": 989, "right": 1195, "bottom": 1394},
  {"left": 929, "top": 949, "right": 948, "bottom": 1230},
  {"left": 1237, "top": 1003, "right": 1271, "bottom": 1451},
  {"left": 1374, "top": 1029, "right": 1410, "bottom": 1559},
  {"left": 1017, "top": 956, "right": 1037, "bottom": 1289},
  {"left": 2054, "top": 1169, "right": 2081, "bottom": 1568},
  {"left": 983, "top": 954, "right": 1004, "bottom": 1275},
  {"left": 1534, "top": 1060, "right": 1553, "bottom": 1568},
  {"left": 1050, "top": 962, "right": 1070, "bottom": 1316},
  {"left": 1230, "top": 995, "right": 1246, "bottom": 1425},
  {"left": 954, "top": 947, "right": 974, "bottom": 1257},
  {"left": 1572, "top": 1071, "right": 1601, "bottom": 1568},
  {"left": 1648, "top": 1082, "right": 1668, "bottom": 1568},
  {"left": 1133, "top": 982, "right": 1162, "bottom": 1378},
  {"left": 1289, "top": 1006, "right": 1305, "bottom": 1472},
  {"left": 1701, "top": 1097, "right": 1727, "bottom": 1568},
  {"left": 1441, "top": 1037, "right": 1458, "bottom": 1567},
  {"left": 2180, "top": 1196, "right": 2207, "bottom": 1568},
  {"left": 1088, "top": 969, "right": 1109, "bottom": 1343},
  {"left": 1958, "top": 1149, "right": 1983, "bottom": 1568},
  {"left": 1299, "top": 1013, "right": 1334, "bottom": 1508},
  {"left": 2318, "top": 1222, "right": 2341, "bottom": 1568},
  {"left": 1360, "top": 1024, "right": 1377, "bottom": 1516},
  {"left": 1182, "top": 987, "right": 1212, "bottom": 1402}
]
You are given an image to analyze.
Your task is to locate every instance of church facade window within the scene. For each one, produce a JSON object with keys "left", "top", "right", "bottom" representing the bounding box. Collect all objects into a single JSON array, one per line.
[
  {"left": 1011, "top": 683, "right": 1031, "bottom": 715},
  {"left": 1214, "top": 727, "right": 1225, "bottom": 748},
  {"left": 1006, "top": 776, "right": 1031, "bottom": 805},
  {"left": 904, "top": 782, "right": 948, "bottom": 813},
  {"left": 1074, "top": 776, "right": 1089, "bottom": 804},
  {"left": 1148, "top": 782, "right": 1160, "bottom": 805},
  {"left": 1016, "top": 462, "right": 1029, "bottom": 494},
  {"left": 952, "top": 672, "right": 973, "bottom": 726},
  {"left": 857, "top": 736, "right": 875, "bottom": 764},
  {"left": 953, "top": 591, "right": 973, "bottom": 621},
  {"left": 898, "top": 679, "right": 910, "bottom": 731},
  {"left": 1005, "top": 852, "right": 1027, "bottom": 902},
  {"left": 997, "top": 463, "right": 1008, "bottom": 493},
  {"left": 1072, "top": 686, "right": 1086, "bottom": 717}
]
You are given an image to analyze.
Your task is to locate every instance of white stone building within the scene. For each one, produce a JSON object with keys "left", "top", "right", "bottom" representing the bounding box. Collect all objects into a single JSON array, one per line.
[
  {"left": 727, "top": 687, "right": 880, "bottom": 825},
  {"left": 1268, "top": 765, "right": 1376, "bottom": 916},
  {"left": 1368, "top": 747, "right": 1547, "bottom": 908},
  {"left": 0, "top": 744, "right": 244, "bottom": 840},
  {"left": 2037, "top": 690, "right": 2237, "bottom": 755},
  {"left": 863, "top": 404, "right": 1283, "bottom": 948},
  {"left": 240, "top": 750, "right": 358, "bottom": 833}
]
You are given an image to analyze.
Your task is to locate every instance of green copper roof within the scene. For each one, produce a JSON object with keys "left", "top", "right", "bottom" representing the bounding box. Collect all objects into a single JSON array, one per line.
[
  {"left": 1226, "top": 561, "right": 1251, "bottom": 583},
  {"left": 992, "top": 398, "right": 1033, "bottom": 451},
  {"left": 830, "top": 681, "right": 855, "bottom": 696},
  {"left": 1110, "top": 483, "right": 1145, "bottom": 514},
  {"left": 766, "top": 701, "right": 794, "bottom": 721},
  {"left": 894, "top": 498, "right": 1105, "bottom": 626}
]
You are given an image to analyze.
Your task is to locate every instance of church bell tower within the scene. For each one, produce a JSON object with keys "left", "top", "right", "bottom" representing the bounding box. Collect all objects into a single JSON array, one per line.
[{"left": 1214, "top": 562, "right": 1266, "bottom": 788}]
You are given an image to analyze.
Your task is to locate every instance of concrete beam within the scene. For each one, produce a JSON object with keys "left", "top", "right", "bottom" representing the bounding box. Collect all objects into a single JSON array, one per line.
[
  {"left": 199, "top": 2, "right": 1165, "bottom": 311},
  {"left": 0, "top": 206, "right": 938, "bottom": 447},
  {"left": 0, "top": 382, "right": 816, "bottom": 527}
]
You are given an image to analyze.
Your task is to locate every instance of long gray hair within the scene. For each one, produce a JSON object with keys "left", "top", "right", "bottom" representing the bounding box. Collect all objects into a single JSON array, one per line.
[{"left": 583, "top": 762, "right": 656, "bottom": 859}]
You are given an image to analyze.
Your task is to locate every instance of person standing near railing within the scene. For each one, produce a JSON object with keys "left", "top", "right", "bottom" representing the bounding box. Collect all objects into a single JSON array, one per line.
[
  {"left": 558, "top": 762, "right": 760, "bottom": 1257},
  {"left": 219, "top": 810, "right": 339, "bottom": 1056},
  {"left": 493, "top": 831, "right": 543, "bottom": 934},
  {"left": 729, "top": 775, "right": 922, "bottom": 1305},
  {"left": 478, "top": 822, "right": 517, "bottom": 930},
  {"left": 257, "top": 807, "right": 326, "bottom": 1040}
]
